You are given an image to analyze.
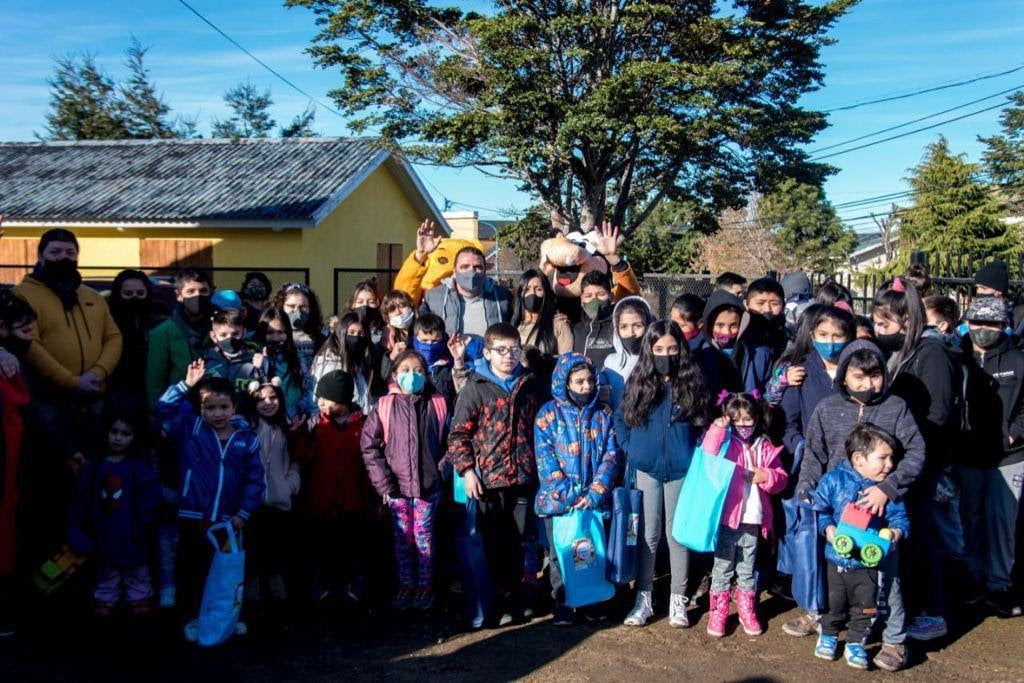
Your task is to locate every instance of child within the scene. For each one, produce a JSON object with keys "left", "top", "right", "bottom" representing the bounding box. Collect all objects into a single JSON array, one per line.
[
  {"left": 693, "top": 290, "right": 772, "bottom": 397},
  {"left": 69, "top": 413, "right": 160, "bottom": 616},
  {"left": 744, "top": 278, "right": 788, "bottom": 361},
  {"left": 361, "top": 350, "right": 448, "bottom": 610},
  {"left": 923, "top": 295, "right": 961, "bottom": 345},
  {"left": 243, "top": 378, "right": 300, "bottom": 615},
  {"left": 716, "top": 272, "right": 746, "bottom": 297},
  {"left": 381, "top": 289, "right": 417, "bottom": 362},
  {"left": 446, "top": 322, "right": 546, "bottom": 625},
  {"left": 146, "top": 267, "right": 214, "bottom": 409},
  {"left": 602, "top": 296, "right": 654, "bottom": 409},
  {"left": 534, "top": 353, "right": 621, "bottom": 626},
  {"left": 412, "top": 313, "right": 464, "bottom": 407},
  {"left": 702, "top": 393, "right": 787, "bottom": 638},
  {"left": 348, "top": 280, "right": 386, "bottom": 345},
  {"left": 156, "top": 359, "right": 265, "bottom": 642},
  {"left": 204, "top": 308, "right": 267, "bottom": 402},
  {"left": 311, "top": 312, "right": 378, "bottom": 414},
  {"left": 614, "top": 320, "right": 708, "bottom": 628},
  {"left": 853, "top": 315, "right": 875, "bottom": 341},
  {"left": 258, "top": 307, "right": 316, "bottom": 425},
  {"left": 960, "top": 297, "right": 1024, "bottom": 618},
  {"left": 572, "top": 270, "right": 617, "bottom": 369},
  {"left": 669, "top": 293, "right": 704, "bottom": 351},
  {"left": 303, "top": 370, "right": 369, "bottom": 604},
  {"left": 810, "top": 423, "right": 909, "bottom": 671}
]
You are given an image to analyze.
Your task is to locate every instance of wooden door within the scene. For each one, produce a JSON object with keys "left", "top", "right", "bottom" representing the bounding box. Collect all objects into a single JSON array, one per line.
[
  {"left": 139, "top": 239, "right": 214, "bottom": 271},
  {"left": 0, "top": 238, "right": 40, "bottom": 284}
]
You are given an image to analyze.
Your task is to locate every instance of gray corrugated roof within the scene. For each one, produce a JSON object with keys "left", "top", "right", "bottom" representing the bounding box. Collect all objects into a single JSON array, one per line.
[{"left": 0, "top": 137, "right": 390, "bottom": 224}]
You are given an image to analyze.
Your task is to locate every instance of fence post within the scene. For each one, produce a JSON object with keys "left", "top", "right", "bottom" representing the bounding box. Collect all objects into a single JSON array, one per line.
[
  {"left": 910, "top": 251, "right": 928, "bottom": 269},
  {"left": 766, "top": 269, "right": 778, "bottom": 282}
]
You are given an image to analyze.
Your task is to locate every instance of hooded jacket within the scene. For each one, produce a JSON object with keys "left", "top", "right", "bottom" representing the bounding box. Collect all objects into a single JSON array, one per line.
[
  {"left": 602, "top": 296, "right": 654, "bottom": 409},
  {"left": 966, "top": 335, "right": 1024, "bottom": 468},
  {"left": 534, "top": 353, "right": 621, "bottom": 516},
  {"left": 15, "top": 274, "right": 123, "bottom": 396},
  {"left": 420, "top": 275, "right": 512, "bottom": 338},
  {"left": 810, "top": 459, "right": 910, "bottom": 571},
  {"left": 780, "top": 349, "right": 839, "bottom": 455},
  {"left": 573, "top": 308, "right": 615, "bottom": 370},
  {"left": 797, "top": 340, "right": 925, "bottom": 501},
  {"left": 202, "top": 344, "right": 267, "bottom": 402},
  {"left": 691, "top": 290, "right": 772, "bottom": 397},
  {"left": 156, "top": 382, "right": 265, "bottom": 523}
]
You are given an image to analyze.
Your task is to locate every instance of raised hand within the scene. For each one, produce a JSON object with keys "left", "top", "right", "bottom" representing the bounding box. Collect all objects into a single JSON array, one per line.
[
  {"left": 595, "top": 220, "right": 623, "bottom": 264},
  {"left": 447, "top": 332, "right": 468, "bottom": 365},
  {"left": 184, "top": 359, "right": 206, "bottom": 387},
  {"left": 714, "top": 415, "right": 731, "bottom": 429},
  {"left": 414, "top": 219, "right": 442, "bottom": 263}
]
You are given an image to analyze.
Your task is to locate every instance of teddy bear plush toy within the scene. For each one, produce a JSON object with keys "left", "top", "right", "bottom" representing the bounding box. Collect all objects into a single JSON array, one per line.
[{"left": 538, "top": 230, "right": 609, "bottom": 299}]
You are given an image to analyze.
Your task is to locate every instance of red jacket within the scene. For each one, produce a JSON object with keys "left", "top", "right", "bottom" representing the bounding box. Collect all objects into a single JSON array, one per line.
[{"left": 300, "top": 412, "right": 370, "bottom": 516}]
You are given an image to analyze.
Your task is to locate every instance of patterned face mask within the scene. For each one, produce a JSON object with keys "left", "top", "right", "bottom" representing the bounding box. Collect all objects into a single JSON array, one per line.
[{"left": 734, "top": 425, "right": 757, "bottom": 442}]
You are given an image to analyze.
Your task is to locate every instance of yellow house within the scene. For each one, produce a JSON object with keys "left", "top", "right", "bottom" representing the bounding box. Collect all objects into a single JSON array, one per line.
[{"left": 0, "top": 137, "right": 449, "bottom": 313}]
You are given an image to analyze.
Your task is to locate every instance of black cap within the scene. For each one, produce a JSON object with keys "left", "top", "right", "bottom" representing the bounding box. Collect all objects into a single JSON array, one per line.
[
  {"left": 316, "top": 370, "right": 354, "bottom": 404},
  {"left": 975, "top": 261, "right": 1009, "bottom": 294}
]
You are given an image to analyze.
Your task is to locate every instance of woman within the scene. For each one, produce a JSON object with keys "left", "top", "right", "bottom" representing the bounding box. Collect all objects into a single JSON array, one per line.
[
  {"left": 257, "top": 307, "right": 316, "bottom": 424},
  {"left": 108, "top": 269, "right": 165, "bottom": 411},
  {"left": 240, "top": 272, "right": 272, "bottom": 331},
  {"left": 270, "top": 282, "right": 325, "bottom": 373},
  {"left": 348, "top": 280, "right": 386, "bottom": 346},
  {"left": 310, "top": 311, "right": 378, "bottom": 413},
  {"left": 510, "top": 270, "right": 573, "bottom": 376},
  {"left": 614, "top": 320, "right": 708, "bottom": 628}
]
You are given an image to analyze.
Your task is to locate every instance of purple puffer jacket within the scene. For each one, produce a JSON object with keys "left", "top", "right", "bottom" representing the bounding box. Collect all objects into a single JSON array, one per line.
[{"left": 360, "top": 390, "right": 448, "bottom": 499}]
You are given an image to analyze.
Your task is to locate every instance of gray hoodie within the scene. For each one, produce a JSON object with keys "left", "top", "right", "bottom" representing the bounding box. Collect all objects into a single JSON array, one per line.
[
  {"left": 797, "top": 339, "right": 925, "bottom": 501},
  {"left": 421, "top": 274, "right": 512, "bottom": 337}
]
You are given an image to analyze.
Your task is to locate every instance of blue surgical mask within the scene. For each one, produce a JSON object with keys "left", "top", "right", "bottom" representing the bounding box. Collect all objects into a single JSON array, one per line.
[
  {"left": 397, "top": 370, "right": 426, "bottom": 394},
  {"left": 812, "top": 339, "right": 848, "bottom": 362},
  {"left": 413, "top": 338, "right": 445, "bottom": 365}
]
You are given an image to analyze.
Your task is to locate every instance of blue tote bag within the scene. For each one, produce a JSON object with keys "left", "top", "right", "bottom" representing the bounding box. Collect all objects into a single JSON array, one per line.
[
  {"left": 198, "top": 523, "right": 245, "bottom": 647},
  {"left": 552, "top": 508, "right": 616, "bottom": 608},
  {"left": 606, "top": 472, "right": 643, "bottom": 585},
  {"left": 671, "top": 434, "right": 736, "bottom": 553},
  {"left": 455, "top": 499, "right": 493, "bottom": 628}
]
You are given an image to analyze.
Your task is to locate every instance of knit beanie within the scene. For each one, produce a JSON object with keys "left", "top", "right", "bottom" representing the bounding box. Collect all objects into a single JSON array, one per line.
[
  {"left": 316, "top": 370, "right": 354, "bottom": 404},
  {"left": 975, "top": 261, "right": 1009, "bottom": 294}
]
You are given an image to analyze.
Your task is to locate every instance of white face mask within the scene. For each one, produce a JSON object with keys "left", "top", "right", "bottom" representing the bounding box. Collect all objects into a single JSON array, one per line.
[{"left": 390, "top": 310, "right": 414, "bottom": 330}]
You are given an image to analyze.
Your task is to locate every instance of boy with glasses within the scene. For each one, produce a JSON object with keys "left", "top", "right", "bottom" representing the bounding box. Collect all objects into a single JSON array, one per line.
[{"left": 447, "top": 322, "right": 545, "bottom": 626}]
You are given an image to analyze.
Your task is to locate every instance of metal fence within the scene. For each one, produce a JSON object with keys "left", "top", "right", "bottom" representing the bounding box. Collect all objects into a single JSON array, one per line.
[{"left": 0, "top": 264, "right": 309, "bottom": 292}]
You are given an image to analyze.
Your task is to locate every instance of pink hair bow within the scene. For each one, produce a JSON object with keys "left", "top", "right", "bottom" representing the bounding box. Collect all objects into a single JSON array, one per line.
[
  {"left": 891, "top": 277, "right": 906, "bottom": 293},
  {"left": 750, "top": 389, "right": 761, "bottom": 401},
  {"left": 834, "top": 301, "right": 853, "bottom": 313},
  {"left": 715, "top": 389, "right": 730, "bottom": 406}
]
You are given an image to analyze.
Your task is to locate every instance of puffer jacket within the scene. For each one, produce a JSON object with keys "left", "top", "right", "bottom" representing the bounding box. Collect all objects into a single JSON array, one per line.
[
  {"left": 360, "top": 389, "right": 448, "bottom": 499},
  {"left": 702, "top": 423, "right": 787, "bottom": 539},
  {"left": 255, "top": 420, "right": 300, "bottom": 511},
  {"left": 797, "top": 340, "right": 925, "bottom": 502},
  {"left": 810, "top": 459, "right": 910, "bottom": 570},
  {"left": 534, "top": 353, "right": 621, "bottom": 516},
  {"left": 156, "top": 382, "right": 265, "bottom": 523},
  {"left": 614, "top": 390, "right": 700, "bottom": 482}
]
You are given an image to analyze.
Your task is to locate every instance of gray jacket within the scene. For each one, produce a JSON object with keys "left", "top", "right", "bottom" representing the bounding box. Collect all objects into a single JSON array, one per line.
[
  {"left": 420, "top": 275, "right": 512, "bottom": 336},
  {"left": 797, "top": 340, "right": 925, "bottom": 501}
]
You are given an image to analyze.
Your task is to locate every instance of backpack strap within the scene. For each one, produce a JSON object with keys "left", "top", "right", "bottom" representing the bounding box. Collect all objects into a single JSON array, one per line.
[
  {"left": 377, "top": 394, "right": 395, "bottom": 443},
  {"left": 429, "top": 394, "right": 448, "bottom": 435}
]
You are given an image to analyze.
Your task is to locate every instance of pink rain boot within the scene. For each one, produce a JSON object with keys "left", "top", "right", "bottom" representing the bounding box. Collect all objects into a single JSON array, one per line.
[
  {"left": 735, "top": 588, "right": 763, "bottom": 636},
  {"left": 706, "top": 590, "right": 730, "bottom": 637}
]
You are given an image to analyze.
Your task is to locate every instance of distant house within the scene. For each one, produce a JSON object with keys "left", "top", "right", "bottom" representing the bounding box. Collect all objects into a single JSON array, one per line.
[
  {"left": 0, "top": 137, "right": 449, "bottom": 312},
  {"left": 846, "top": 229, "right": 898, "bottom": 273}
]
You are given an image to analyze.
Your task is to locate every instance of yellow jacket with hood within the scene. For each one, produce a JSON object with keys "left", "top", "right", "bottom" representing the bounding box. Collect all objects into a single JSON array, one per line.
[{"left": 14, "top": 274, "right": 123, "bottom": 393}]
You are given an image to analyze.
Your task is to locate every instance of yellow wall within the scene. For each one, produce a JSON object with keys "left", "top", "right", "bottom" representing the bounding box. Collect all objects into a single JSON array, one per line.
[{"left": 4, "top": 163, "right": 421, "bottom": 313}]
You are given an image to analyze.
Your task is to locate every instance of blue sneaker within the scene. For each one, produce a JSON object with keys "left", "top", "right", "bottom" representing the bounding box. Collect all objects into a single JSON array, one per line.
[
  {"left": 815, "top": 634, "right": 838, "bottom": 660},
  {"left": 844, "top": 643, "right": 869, "bottom": 670}
]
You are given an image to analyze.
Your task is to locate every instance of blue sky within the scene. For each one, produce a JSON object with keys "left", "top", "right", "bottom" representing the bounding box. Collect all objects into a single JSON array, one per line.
[{"left": 1, "top": 0, "right": 1022, "bottom": 233}]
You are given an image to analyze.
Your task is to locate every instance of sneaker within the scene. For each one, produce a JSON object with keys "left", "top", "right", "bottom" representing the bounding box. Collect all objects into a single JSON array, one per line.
[
  {"left": 552, "top": 604, "right": 574, "bottom": 626},
  {"left": 183, "top": 619, "right": 199, "bottom": 643},
  {"left": 907, "top": 614, "right": 948, "bottom": 641},
  {"left": 158, "top": 586, "right": 176, "bottom": 609},
  {"left": 844, "top": 643, "right": 869, "bottom": 670},
  {"left": 234, "top": 620, "right": 248, "bottom": 636},
  {"left": 814, "top": 634, "right": 837, "bottom": 660},
  {"left": 623, "top": 590, "right": 654, "bottom": 627},
  {"left": 412, "top": 589, "right": 435, "bottom": 611},
  {"left": 668, "top": 593, "right": 690, "bottom": 628},
  {"left": 783, "top": 611, "right": 820, "bottom": 637},
  {"left": 873, "top": 643, "right": 907, "bottom": 672},
  {"left": 986, "top": 590, "right": 1023, "bottom": 618},
  {"left": 392, "top": 588, "right": 413, "bottom": 611}
]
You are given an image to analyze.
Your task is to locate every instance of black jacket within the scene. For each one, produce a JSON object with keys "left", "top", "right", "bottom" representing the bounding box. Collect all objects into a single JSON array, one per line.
[
  {"left": 573, "top": 315, "right": 616, "bottom": 370},
  {"left": 967, "top": 336, "right": 1024, "bottom": 468}
]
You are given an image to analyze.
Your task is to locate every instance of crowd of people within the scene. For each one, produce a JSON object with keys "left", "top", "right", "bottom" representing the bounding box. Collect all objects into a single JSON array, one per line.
[{"left": 0, "top": 223, "right": 1022, "bottom": 673}]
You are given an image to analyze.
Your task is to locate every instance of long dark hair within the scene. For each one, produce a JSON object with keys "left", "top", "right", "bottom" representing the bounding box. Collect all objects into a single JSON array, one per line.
[
  {"left": 258, "top": 307, "right": 303, "bottom": 382},
  {"left": 316, "top": 311, "right": 372, "bottom": 373},
  {"left": 270, "top": 282, "right": 324, "bottom": 343},
  {"left": 511, "top": 269, "right": 559, "bottom": 355},
  {"left": 622, "top": 320, "right": 708, "bottom": 428},
  {"left": 109, "top": 269, "right": 153, "bottom": 318},
  {"left": 778, "top": 304, "right": 854, "bottom": 368},
  {"left": 871, "top": 277, "right": 925, "bottom": 370},
  {"left": 815, "top": 280, "right": 853, "bottom": 307},
  {"left": 348, "top": 279, "right": 385, "bottom": 333},
  {"left": 241, "top": 380, "right": 289, "bottom": 430}
]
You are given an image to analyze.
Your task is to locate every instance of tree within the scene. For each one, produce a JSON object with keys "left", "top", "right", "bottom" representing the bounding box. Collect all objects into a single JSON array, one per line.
[
  {"left": 118, "top": 38, "right": 177, "bottom": 138},
  {"left": 43, "top": 54, "right": 129, "bottom": 140},
  {"left": 496, "top": 206, "right": 552, "bottom": 270},
  {"left": 697, "top": 204, "right": 790, "bottom": 276},
  {"left": 761, "top": 179, "right": 857, "bottom": 273},
  {"left": 288, "top": 0, "right": 855, "bottom": 234},
  {"left": 980, "top": 90, "right": 1024, "bottom": 213},
  {"left": 211, "top": 81, "right": 276, "bottom": 138},
  {"left": 280, "top": 104, "right": 318, "bottom": 137},
  {"left": 623, "top": 200, "right": 701, "bottom": 274},
  {"left": 898, "top": 136, "right": 1010, "bottom": 261}
]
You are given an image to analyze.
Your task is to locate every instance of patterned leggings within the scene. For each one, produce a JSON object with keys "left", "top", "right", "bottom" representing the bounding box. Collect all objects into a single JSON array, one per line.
[{"left": 388, "top": 490, "right": 441, "bottom": 590}]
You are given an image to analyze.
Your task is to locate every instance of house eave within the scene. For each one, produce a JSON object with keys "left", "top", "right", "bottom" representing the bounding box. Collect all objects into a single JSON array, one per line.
[{"left": 2, "top": 218, "right": 314, "bottom": 231}]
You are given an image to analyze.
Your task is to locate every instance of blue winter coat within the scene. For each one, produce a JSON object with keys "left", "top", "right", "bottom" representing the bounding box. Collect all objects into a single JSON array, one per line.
[
  {"left": 809, "top": 460, "right": 910, "bottom": 570},
  {"left": 534, "top": 353, "right": 621, "bottom": 516},
  {"left": 156, "top": 381, "right": 266, "bottom": 523},
  {"left": 614, "top": 388, "right": 699, "bottom": 482},
  {"left": 780, "top": 350, "right": 838, "bottom": 456}
]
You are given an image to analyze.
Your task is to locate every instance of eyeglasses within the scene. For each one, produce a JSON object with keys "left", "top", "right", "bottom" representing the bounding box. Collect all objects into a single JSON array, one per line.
[{"left": 487, "top": 346, "right": 522, "bottom": 357}]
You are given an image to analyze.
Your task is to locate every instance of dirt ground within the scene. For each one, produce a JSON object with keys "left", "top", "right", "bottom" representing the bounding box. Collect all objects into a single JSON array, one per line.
[{"left": 3, "top": 592, "right": 1022, "bottom": 682}]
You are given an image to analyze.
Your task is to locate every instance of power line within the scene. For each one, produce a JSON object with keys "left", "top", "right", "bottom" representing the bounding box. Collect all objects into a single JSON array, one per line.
[
  {"left": 810, "top": 84, "right": 1024, "bottom": 155},
  {"left": 822, "top": 63, "right": 1024, "bottom": 113},
  {"left": 174, "top": 0, "right": 347, "bottom": 123}
]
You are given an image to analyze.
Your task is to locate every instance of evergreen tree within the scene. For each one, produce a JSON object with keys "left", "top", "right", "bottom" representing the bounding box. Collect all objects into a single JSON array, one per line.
[
  {"left": 280, "top": 104, "right": 318, "bottom": 138},
  {"left": 980, "top": 91, "right": 1024, "bottom": 212},
  {"left": 624, "top": 200, "right": 702, "bottom": 274},
  {"left": 761, "top": 179, "right": 857, "bottom": 273},
  {"left": 43, "top": 54, "right": 129, "bottom": 140},
  {"left": 118, "top": 38, "right": 176, "bottom": 138},
  {"left": 212, "top": 81, "right": 276, "bottom": 138},
  {"left": 899, "top": 136, "right": 1009, "bottom": 260}
]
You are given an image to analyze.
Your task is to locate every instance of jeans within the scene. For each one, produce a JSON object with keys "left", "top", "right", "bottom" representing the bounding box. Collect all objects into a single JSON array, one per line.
[
  {"left": 476, "top": 485, "right": 532, "bottom": 600},
  {"left": 94, "top": 564, "right": 153, "bottom": 604},
  {"left": 711, "top": 524, "right": 759, "bottom": 592},
  {"left": 958, "top": 462, "right": 1024, "bottom": 591},
  {"left": 876, "top": 549, "right": 905, "bottom": 645},
  {"left": 157, "top": 523, "right": 178, "bottom": 592},
  {"left": 635, "top": 470, "right": 688, "bottom": 595}
]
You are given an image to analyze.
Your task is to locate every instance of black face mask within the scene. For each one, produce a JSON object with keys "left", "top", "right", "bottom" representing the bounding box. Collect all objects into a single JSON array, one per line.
[
  {"left": 119, "top": 298, "right": 149, "bottom": 313},
  {"left": 523, "top": 294, "right": 544, "bottom": 314},
  {"left": 354, "top": 305, "right": 380, "bottom": 325},
  {"left": 243, "top": 283, "right": 268, "bottom": 302},
  {"left": 622, "top": 336, "right": 644, "bottom": 355},
  {"left": 847, "top": 387, "right": 882, "bottom": 405},
  {"left": 875, "top": 332, "right": 905, "bottom": 355},
  {"left": 568, "top": 389, "right": 596, "bottom": 407},
  {"left": 266, "top": 340, "right": 285, "bottom": 355},
  {"left": 653, "top": 353, "right": 680, "bottom": 377},
  {"left": 583, "top": 299, "right": 612, "bottom": 321},
  {"left": 216, "top": 337, "right": 244, "bottom": 355},
  {"left": 345, "top": 334, "right": 366, "bottom": 356},
  {"left": 2, "top": 336, "right": 31, "bottom": 358},
  {"left": 182, "top": 294, "right": 212, "bottom": 318},
  {"left": 42, "top": 258, "right": 78, "bottom": 281}
]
